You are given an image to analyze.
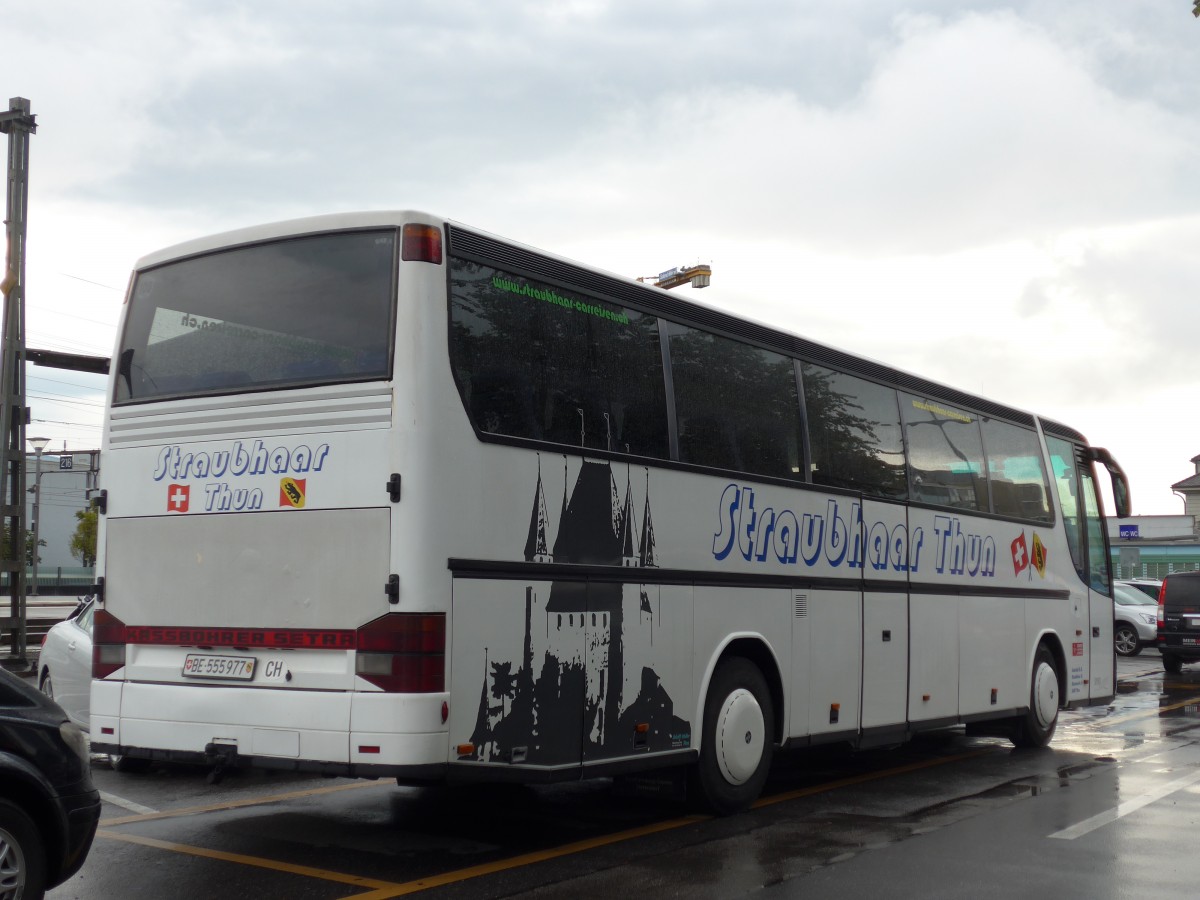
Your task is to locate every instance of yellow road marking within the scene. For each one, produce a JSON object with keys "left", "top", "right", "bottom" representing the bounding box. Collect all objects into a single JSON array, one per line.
[
  {"left": 334, "top": 749, "right": 993, "bottom": 899},
  {"left": 335, "top": 815, "right": 711, "bottom": 899},
  {"left": 100, "top": 778, "right": 390, "bottom": 827},
  {"left": 91, "top": 747, "right": 999, "bottom": 898},
  {"left": 96, "top": 830, "right": 405, "bottom": 891},
  {"left": 1094, "top": 693, "right": 1200, "bottom": 728}
]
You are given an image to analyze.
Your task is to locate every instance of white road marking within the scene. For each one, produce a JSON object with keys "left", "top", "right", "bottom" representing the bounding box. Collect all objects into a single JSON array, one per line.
[
  {"left": 1049, "top": 769, "right": 1200, "bottom": 840},
  {"left": 100, "top": 791, "right": 159, "bottom": 816}
]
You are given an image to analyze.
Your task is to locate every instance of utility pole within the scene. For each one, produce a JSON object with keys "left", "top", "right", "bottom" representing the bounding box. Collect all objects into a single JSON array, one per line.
[{"left": 0, "top": 98, "right": 36, "bottom": 667}]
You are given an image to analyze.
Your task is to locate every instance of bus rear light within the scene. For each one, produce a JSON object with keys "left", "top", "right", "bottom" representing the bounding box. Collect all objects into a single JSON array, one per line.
[
  {"left": 401, "top": 223, "right": 443, "bottom": 265},
  {"left": 355, "top": 613, "right": 445, "bottom": 693},
  {"left": 93, "top": 608, "right": 127, "bottom": 678}
]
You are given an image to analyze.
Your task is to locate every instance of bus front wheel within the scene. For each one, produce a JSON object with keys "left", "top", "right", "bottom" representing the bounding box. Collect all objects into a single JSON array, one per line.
[
  {"left": 692, "top": 657, "right": 774, "bottom": 815},
  {"left": 1012, "top": 645, "right": 1059, "bottom": 748}
]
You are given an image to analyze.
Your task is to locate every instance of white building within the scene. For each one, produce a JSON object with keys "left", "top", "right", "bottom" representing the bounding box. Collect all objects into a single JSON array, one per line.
[{"left": 23, "top": 450, "right": 98, "bottom": 574}]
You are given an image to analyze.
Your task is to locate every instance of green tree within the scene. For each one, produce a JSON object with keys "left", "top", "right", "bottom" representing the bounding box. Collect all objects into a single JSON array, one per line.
[
  {"left": 2, "top": 525, "right": 44, "bottom": 566},
  {"left": 70, "top": 508, "right": 98, "bottom": 567}
]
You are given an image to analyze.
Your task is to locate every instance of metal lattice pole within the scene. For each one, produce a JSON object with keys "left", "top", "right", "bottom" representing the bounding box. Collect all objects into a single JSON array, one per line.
[{"left": 0, "top": 98, "right": 36, "bottom": 666}]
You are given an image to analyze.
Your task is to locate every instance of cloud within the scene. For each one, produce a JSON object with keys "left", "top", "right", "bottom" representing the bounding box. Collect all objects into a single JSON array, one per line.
[{"left": 467, "top": 11, "right": 1199, "bottom": 258}]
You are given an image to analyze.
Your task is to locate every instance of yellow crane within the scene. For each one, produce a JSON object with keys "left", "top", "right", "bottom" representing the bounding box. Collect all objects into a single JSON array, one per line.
[{"left": 637, "top": 263, "right": 711, "bottom": 290}]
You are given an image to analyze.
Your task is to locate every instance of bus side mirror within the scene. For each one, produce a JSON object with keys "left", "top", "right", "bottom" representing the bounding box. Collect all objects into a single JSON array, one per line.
[{"left": 1086, "top": 447, "right": 1131, "bottom": 519}]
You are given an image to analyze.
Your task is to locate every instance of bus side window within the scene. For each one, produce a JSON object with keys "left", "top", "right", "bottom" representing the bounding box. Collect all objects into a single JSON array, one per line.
[
  {"left": 448, "top": 260, "right": 669, "bottom": 458},
  {"left": 802, "top": 363, "right": 907, "bottom": 499},
  {"left": 980, "top": 418, "right": 1052, "bottom": 521},
  {"left": 901, "top": 393, "right": 987, "bottom": 512},
  {"left": 1046, "top": 435, "right": 1086, "bottom": 583},
  {"left": 667, "top": 324, "right": 802, "bottom": 479},
  {"left": 1079, "top": 461, "right": 1111, "bottom": 594},
  {"left": 470, "top": 372, "right": 540, "bottom": 439}
]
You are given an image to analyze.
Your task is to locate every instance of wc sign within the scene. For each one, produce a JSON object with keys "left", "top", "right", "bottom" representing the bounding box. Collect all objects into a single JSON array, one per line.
[{"left": 1119, "top": 524, "right": 1140, "bottom": 540}]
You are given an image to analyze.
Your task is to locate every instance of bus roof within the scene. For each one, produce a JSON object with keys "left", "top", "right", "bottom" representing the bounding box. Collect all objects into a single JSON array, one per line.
[{"left": 133, "top": 209, "right": 1083, "bottom": 441}]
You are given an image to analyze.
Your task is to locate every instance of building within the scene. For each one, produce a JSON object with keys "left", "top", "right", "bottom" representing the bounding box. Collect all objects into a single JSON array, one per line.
[
  {"left": 23, "top": 449, "right": 98, "bottom": 585},
  {"left": 1108, "top": 454, "right": 1200, "bottom": 578},
  {"left": 1172, "top": 455, "right": 1200, "bottom": 521}
]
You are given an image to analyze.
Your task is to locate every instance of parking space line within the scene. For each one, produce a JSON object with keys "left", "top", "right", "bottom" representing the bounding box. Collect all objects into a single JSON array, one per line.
[
  {"left": 100, "top": 791, "right": 158, "bottom": 816},
  {"left": 1048, "top": 768, "right": 1200, "bottom": 840},
  {"left": 95, "top": 830, "right": 405, "bottom": 891},
  {"left": 100, "top": 778, "right": 391, "bottom": 827}
]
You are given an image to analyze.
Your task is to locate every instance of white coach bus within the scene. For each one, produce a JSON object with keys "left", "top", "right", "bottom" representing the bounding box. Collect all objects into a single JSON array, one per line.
[{"left": 90, "top": 211, "right": 1129, "bottom": 813}]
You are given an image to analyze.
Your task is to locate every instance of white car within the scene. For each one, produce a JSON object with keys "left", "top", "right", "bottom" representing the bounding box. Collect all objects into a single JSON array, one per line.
[
  {"left": 1113, "top": 582, "right": 1159, "bottom": 657},
  {"left": 37, "top": 598, "right": 95, "bottom": 730}
]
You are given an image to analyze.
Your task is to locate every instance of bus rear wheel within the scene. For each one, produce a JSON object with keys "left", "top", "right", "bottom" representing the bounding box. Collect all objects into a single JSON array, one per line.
[
  {"left": 1012, "top": 645, "right": 1059, "bottom": 748},
  {"left": 692, "top": 657, "right": 774, "bottom": 815}
]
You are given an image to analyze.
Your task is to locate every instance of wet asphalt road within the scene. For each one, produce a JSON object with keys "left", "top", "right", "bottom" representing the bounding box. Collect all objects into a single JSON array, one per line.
[{"left": 49, "top": 649, "right": 1200, "bottom": 899}]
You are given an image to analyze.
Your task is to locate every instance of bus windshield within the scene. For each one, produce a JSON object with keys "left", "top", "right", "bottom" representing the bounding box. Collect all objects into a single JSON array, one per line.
[{"left": 114, "top": 230, "right": 396, "bottom": 404}]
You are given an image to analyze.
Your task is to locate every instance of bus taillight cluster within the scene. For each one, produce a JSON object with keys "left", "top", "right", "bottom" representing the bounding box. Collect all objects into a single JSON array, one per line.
[
  {"left": 92, "top": 608, "right": 128, "bottom": 679},
  {"left": 355, "top": 613, "right": 446, "bottom": 693}
]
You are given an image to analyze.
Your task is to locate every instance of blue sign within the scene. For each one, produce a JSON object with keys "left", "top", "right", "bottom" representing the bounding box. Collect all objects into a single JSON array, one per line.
[{"left": 1119, "top": 524, "right": 1140, "bottom": 540}]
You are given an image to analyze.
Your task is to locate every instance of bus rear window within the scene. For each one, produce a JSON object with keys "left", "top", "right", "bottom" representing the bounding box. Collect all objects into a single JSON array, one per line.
[{"left": 115, "top": 230, "right": 395, "bottom": 404}]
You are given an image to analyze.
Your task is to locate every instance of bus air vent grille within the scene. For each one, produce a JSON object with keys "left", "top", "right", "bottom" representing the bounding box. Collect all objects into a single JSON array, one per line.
[
  {"left": 794, "top": 592, "right": 808, "bottom": 618},
  {"left": 107, "top": 384, "right": 392, "bottom": 446}
]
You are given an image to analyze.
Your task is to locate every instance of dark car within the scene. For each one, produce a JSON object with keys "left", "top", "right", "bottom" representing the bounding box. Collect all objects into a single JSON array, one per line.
[
  {"left": 1157, "top": 571, "right": 1200, "bottom": 674},
  {"left": 0, "top": 666, "right": 100, "bottom": 899}
]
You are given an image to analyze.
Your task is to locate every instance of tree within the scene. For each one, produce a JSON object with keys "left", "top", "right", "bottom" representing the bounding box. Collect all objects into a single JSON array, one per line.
[
  {"left": 2, "top": 525, "right": 44, "bottom": 566},
  {"left": 70, "top": 508, "right": 98, "bottom": 567}
]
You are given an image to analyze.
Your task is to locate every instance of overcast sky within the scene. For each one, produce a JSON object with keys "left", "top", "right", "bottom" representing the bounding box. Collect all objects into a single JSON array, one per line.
[{"left": 4, "top": 1, "right": 1197, "bottom": 515}]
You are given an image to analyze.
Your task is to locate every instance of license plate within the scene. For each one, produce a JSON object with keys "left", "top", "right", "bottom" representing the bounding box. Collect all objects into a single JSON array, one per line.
[{"left": 182, "top": 654, "right": 256, "bottom": 681}]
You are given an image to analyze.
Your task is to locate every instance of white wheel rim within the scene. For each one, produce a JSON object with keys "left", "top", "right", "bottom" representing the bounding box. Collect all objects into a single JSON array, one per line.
[
  {"left": 715, "top": 687, "right": 765, "bottom": 785},
  {"left": 1032, "top": 661, "right": 1058, "bottom": 729},
  {"left": 0, "top": 827, "right": 25, "bottom": 897}
]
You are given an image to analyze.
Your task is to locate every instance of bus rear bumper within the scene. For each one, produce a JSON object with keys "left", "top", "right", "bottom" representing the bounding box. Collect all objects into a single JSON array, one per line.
[{"left": 91, "top": 679, "right": 450, "bottom": 771}]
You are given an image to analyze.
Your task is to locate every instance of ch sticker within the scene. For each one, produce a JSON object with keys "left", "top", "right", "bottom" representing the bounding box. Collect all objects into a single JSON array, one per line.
[{"left": 279, "top": 477, "right": 306, "bottom": 509}]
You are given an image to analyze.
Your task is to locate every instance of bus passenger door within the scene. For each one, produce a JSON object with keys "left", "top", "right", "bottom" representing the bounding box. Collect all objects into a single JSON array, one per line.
[
  {"left": 1047, "top": 436, "right": 1115, "bottom": 705},
  {"left": 1079, "top": 460, "right": 1115, "bottom": 700}
]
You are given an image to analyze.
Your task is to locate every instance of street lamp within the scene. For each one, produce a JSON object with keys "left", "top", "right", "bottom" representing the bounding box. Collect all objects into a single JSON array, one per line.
[{"left": 26, "top": 436, "right": 49, "bottom": 596}]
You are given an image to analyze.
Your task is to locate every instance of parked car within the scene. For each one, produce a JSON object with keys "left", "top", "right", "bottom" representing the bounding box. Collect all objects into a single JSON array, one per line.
[
  {"left": 0, "top": 666, "right": 100, "bottom": 900},
  {"left": 38, "top": 598, "right": 149, "bottom": 774},
  {"left": 1155, "top": 571, "right": 1200, "bottom": 674},
  {"left": 1113, "top": 582, "right": 1158, "bottom": 657},
  {"left": 1117, "top": 578, "right": 1162, "bottom": 600},
  {"left": 37, "top": 599, "right": 95, "bottom": 731}
]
